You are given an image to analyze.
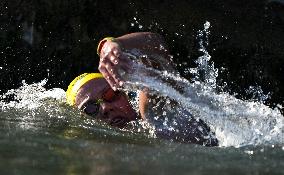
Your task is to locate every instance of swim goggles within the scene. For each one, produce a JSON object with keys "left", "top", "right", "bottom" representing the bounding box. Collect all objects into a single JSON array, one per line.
[{"left": 80, "top": 87, "right": 119, "bottom": 117}]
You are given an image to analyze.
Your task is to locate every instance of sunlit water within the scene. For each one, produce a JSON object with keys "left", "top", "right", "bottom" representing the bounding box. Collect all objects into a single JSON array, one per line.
[{"left": 0, "top": 22, "right": 283, "bottom": 174}]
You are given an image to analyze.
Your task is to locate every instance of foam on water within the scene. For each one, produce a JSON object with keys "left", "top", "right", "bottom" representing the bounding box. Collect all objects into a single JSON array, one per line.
[
  {"left": 0, "top": 79, "right": 65, "bottom": 110},
  {"left": 0, "top": 79, "right": 68, "bottom": 131}
]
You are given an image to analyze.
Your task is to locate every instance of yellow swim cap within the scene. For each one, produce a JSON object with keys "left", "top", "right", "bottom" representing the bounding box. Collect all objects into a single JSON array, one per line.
[{"left": 66, "top": 73, "right": 104, "bottom": 106}]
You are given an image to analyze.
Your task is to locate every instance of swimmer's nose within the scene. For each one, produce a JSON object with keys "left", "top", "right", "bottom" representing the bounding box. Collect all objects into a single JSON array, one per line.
[
  {"left": 100, "top": 101, "right": 123, "bottom": 118},
  {"left": 100, "top": 102, "right": 114, "bottom": 117}
]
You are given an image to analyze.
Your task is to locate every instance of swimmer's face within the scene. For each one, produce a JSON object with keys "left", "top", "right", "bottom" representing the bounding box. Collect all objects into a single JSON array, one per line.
[{"left": 75, "top": 78, "right": 137, "bottom": 128}]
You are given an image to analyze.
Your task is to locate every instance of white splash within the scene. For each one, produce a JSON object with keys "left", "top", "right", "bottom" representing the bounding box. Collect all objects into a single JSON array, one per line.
[
  {"left": 123, "top": 60, "right": 284, "bottom": 147},
  {"left": 0, "top": 79, "right": 66, "bottom": 130},
  {"left": 121, "top": 21, "right": 284, "bottom": 147},
  {"left": 190, "top": 21, "right": 218, "bottom": 88},
  {"left": 1, "top": 79, "right": 65, "bottom": 110}
]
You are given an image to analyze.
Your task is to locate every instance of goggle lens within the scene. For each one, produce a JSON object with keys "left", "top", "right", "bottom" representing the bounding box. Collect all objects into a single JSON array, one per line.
[{"left": 82, "top": 88, "right": 118, "bottom": 117}]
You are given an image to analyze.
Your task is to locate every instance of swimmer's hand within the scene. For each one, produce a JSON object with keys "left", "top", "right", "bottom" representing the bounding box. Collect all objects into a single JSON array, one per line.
[{"left": 98, "top": 40, "right": 133, "bottom": 90}]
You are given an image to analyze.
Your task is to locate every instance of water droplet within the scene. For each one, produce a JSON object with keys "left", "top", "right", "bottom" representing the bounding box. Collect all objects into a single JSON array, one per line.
[{"left": 244, "top": 150, "right": 254, "bottom": 155}]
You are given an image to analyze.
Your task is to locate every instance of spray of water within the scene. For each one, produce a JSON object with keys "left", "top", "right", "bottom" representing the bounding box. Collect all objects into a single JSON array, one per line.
[
  {"left": 0, "top": 79, "right": 68, "bottom": 131},
  {"left": 121, "top": 21, "right": 284, "bottom": 147},
  {"left": 0, "top": 79, "right": 65, "bottom": 110},
  {"left": 190, "top": 21, "right": 218, "bottom": 89},
  {"left": 122, "top": 55, "right": 284, "bottom": 147}
]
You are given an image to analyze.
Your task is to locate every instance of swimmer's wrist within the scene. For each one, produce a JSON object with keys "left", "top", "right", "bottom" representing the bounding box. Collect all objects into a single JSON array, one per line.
[
  {"left": 97, "top": 37, "right": 123, "bottom": 56},
  {"left": 97, "top": 37, "right": 115, "bottom": 56}
]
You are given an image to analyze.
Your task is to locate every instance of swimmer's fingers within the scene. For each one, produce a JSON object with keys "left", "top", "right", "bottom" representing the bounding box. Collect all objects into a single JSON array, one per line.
[
  {"left": 105, "top": 62, "right": 123, "bottom": 88},
  {"left": 115, "top": 53, "right": 134, "bottom": 73},
  {"left": 100, "top": 55, "right": 116, "bottom": 74},
  {"left": 109, "top": 54, "right": 133, "bottom": 81},
  {"left": 101, "top": 41, "right": 122, "bottom": 65},
  {"left": 98, "top": 65, "right": 118, "bottom": 90},
  {"left": 111, "top": 72, "right": 124, "bottom": 87},
  {"left": 102, "top": 44, "right": 133, "bottom": 73},
  {"left": 102, "top": 51, "right": 132, "bottom": 76},
  {"left": 100, "top": 49, "right": 135, "bottom": 88},
  {"left": 99, "top": 55, "right": 123, "bottom": 89},
  {"left": 110, "top": 47, "right": 122, "bottom": 65}
]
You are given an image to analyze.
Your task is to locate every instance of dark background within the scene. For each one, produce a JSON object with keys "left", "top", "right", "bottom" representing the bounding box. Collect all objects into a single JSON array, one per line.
[{"left": 0, "top": 0, "right": 283, "bottom": 112}]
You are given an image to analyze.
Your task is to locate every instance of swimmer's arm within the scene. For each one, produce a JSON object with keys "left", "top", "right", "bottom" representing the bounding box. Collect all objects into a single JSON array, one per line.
[
  {"left": 115, "top": 32, "right": 168, "bottom": 56},
  {"left": 98, "top": 33, "right": 176, "bottom": 120},
  {"left": 100, "top": 32, "right": 174, "bottom": 71},
  {"left": 99, "top": 32, "right": 175, "bottom": 90},
  {"left": 115, "top": 32, "right": 174, "bottom": 71},
  {"left": 116, "top": 33, "right": 176, "bottom": 119}
]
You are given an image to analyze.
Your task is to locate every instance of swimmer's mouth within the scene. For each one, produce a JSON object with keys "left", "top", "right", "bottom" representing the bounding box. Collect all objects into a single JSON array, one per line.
[{"left": 109, "top": 117, "right": 129, "bottom": 128}]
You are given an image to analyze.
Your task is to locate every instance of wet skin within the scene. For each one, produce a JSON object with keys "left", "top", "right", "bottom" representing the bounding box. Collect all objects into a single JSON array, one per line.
[{"left": 75, "top": 78, "right": 138, "bottom": 128}]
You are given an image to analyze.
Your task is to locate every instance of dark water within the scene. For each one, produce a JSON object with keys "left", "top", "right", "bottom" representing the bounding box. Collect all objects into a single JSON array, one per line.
[
  {"left": 0, "top": 111, "right": 283, "bottom": 175},
  {"left": 1, "top": 129, "right": 283, "bottom": 175}
]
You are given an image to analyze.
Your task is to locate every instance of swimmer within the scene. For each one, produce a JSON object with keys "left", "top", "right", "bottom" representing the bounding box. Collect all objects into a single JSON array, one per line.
[{"left": 66, "top": 32, "right": 218, "bottom": 146}]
